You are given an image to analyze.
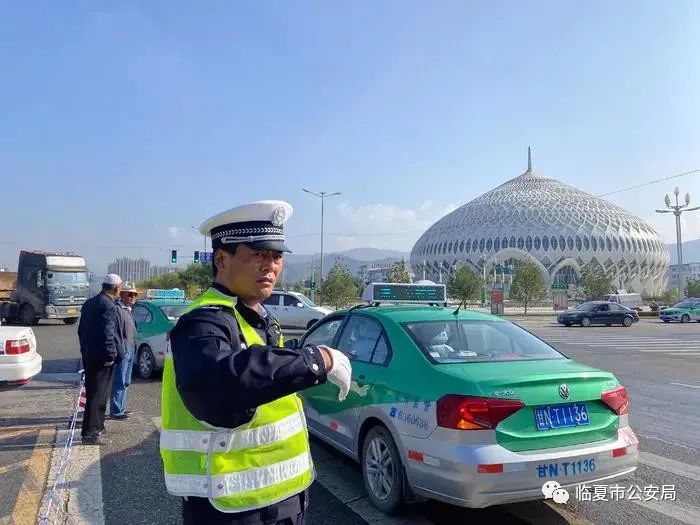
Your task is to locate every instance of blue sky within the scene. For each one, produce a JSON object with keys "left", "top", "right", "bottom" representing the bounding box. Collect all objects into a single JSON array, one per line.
[{"left": 1, "top": 1, "right": 700, "bottom": 274}]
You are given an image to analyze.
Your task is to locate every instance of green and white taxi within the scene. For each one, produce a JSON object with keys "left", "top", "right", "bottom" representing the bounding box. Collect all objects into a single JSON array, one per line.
[
  {"left": 659, "top": 298, "right": 700, "bottom": 323},
  {"left": 285, "top": 283, "right": 639, "bottom": 513},
  {"left": 132, "top": 289, "right": 192, "bottom": 379}
]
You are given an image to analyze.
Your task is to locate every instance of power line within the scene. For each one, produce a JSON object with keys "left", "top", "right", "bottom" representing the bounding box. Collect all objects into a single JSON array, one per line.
[{"left": 595, "top": 168, "right": 700, "bottom": 198}]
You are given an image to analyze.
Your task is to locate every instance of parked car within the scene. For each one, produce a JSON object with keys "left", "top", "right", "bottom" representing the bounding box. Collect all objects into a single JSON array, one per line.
[
  {"left": 133, "top": 290, "right": 192, "bottom": 379},
  {"left": 557, "top": 301, "right": 639, "bottom": 327},
  {"left": 283, "top": 284, "right": 638, "bottom": 513},
  {"left": 659, "top": 298, "right": 700, "bottom": 323},
  {"left": 0, "top": 317, "right": 41, "bottom": 386},
  {"left": 262, "top": 289, "right": 332, "bottom": 330}
]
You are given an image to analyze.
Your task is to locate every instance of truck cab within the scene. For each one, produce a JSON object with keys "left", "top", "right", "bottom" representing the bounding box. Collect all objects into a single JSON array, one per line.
[{"left": 1, "top": 251, "right": 89, "bottom": 325}]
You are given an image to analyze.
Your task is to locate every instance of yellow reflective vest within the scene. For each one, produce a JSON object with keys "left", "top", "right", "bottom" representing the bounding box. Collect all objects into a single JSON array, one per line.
[{"left": 160, "top": 287, "right": 313, "bottom": 512}]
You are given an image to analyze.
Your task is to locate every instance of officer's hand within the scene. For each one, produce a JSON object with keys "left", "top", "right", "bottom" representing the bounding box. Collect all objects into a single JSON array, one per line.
[
  {"left": 104, "top": 360, "right": 114, "bottom": 367},
  {"left": 318, "top": 346, "right": 352, "bottom": 401}
]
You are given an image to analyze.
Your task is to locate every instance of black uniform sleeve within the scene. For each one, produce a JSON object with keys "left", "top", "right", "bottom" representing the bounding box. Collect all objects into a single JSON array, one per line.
[{"left": 169, "top": 307, "right": 328, "bottom": 428}]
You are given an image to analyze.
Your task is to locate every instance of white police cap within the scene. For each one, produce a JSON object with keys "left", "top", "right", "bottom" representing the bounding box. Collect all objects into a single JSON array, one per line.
[{"left": 199, "top": 200, "right": 293, "bottom": 253}]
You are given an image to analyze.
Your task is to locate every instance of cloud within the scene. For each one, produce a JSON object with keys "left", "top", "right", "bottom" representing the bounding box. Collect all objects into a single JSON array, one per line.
[
  {"left": 167, "top": 226, "right": 181, "bottom": 239},
  {"left": 318, "top": 201, "right": 459, "bottom": 253}
]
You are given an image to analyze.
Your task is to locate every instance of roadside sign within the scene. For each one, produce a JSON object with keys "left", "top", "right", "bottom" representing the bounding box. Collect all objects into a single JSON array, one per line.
[
  {"left": 490, "top": 288, "right": 503, "bottom": 315},
  {"left": 200, "top": 251, "right": 213, "bottom": 264}
]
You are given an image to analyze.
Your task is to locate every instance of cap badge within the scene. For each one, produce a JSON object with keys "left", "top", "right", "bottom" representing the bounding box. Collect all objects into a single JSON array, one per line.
[{"left": 271, "top": 206, "right": 287, "bottom": 226}]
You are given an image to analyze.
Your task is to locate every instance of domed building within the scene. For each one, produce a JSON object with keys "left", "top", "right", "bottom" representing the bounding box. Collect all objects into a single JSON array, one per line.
[{"left": 410, "top": 150, "right": 670, "bottom": 297}]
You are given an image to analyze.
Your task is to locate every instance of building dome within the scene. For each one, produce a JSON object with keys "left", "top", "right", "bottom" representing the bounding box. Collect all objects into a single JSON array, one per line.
[{"left": 410, "top": 150, "right": 670, "bottom": 296}]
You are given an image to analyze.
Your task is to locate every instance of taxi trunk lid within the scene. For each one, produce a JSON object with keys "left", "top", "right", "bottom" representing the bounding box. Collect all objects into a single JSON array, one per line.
[{"left": 438, "top": 359, "right": 622, "bottom": 452}]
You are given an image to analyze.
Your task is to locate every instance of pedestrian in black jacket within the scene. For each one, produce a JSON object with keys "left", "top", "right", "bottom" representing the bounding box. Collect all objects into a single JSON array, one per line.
[{"left": 78, "top": 273, "right": 124, "bottom": 445}]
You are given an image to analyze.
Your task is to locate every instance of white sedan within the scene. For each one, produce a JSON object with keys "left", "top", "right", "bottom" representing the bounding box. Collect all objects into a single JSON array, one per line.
[{"left": 0, "top": 320, "right": 41, "bottom": 386}]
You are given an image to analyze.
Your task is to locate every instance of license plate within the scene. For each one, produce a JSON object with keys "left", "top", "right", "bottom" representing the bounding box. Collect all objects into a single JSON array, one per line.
[
  {"left": 67, "top": 308, "right": 77, "bottom": 314},
  {"left": 534, "top": 402, "right": 589, "bottom": 430},
  {"left": 536, "top": 457, "right": 597, "bottom": 478}
]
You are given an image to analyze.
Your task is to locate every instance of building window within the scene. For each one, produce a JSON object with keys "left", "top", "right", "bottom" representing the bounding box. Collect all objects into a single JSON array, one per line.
[
  {"left": 560, "top": 236, "right": 566, "bottom": 251},
  {"left": 486, "top": 238, "right": 493, "bottom": 251},
  {"left": 613, "top": 237, "right": 619, "bottom": 251},
  {"left": 534, "top": 236, "right": 541, "bottom": 250},
  {"left": 542, "top": 236, "right": 550, "bottom": 251},
  {"left": 502, "top": 237, "right": 508, "bottom": 250},
  {"left": 517, "top": 237, "right": 525, "bottom": 250},
  {"left": 551, "top": 236, "right": 558, "bottom": 250},
  {"left": 599, "top": 237, "right": 606, "bottom": 252},
  {"left": 459, "top": 240, "right": 465, "bottom": 253},
  {"left": 510, "top": 236, "right": 517, "bottom": 248},
  {"left": 567, "top": 236, "right": 574, "bottom": 250},
  {"left": 494, "top": 238, "right": 501, "bottom": 251},
  {"left": 583, "top": 236, "right": 590, "bottom": 250},
  {"left": 448, "top": 241, "right": 453, "bottom": 254},
  {"left": 575, "top": 236, "right": 582, "bottom": 251},
  {"left": 479, "top": 238, "right": 485, "bottom": 252},
  {"left": 464, "top": 240, "right": 470, "bottom": 253},
  {"left": 591, "top": 236, "right": 597, "bottom": 251},
  {"left": 606, "top": 237, "right": 612, "bottom": 251},
  {"left": 525, "top": 236, "right": 533, "bottom": 251}
]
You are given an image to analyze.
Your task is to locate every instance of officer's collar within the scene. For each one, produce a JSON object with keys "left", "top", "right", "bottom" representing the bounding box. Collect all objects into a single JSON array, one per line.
[{"left": 210, "top": 282, "right": 268, "bottom": 324}]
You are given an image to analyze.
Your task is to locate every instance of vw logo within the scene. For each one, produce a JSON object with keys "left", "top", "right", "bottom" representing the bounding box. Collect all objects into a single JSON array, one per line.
[{"left": 559, "top": 384, "right": 570, "bottom": 399}]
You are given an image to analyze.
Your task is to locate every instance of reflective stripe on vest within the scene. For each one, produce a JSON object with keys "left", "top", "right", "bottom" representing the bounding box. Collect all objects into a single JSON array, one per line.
[{"left": 159, "top": 287, "right": 313, "bottom": 512}]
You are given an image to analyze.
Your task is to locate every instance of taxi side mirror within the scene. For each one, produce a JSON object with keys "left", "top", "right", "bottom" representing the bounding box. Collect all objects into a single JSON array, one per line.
[
  {"left": 284, "top": 339, "right": 299, "bottom": 349},
  {"left": 296, "top": 302, "right": 305, "bottom": 308}
]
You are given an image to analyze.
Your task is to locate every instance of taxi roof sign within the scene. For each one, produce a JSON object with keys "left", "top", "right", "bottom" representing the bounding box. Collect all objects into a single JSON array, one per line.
[
  {"left": 362, "top": 282, "right": 446, "bottom": 305},
  {"left": 146, "top": 288, "right": 185, "bottom": 300}
]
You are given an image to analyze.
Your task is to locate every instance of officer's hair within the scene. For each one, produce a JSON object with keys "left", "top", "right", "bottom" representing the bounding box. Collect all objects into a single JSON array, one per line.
[
  {"left": 212, "top": 245, "right": 239, "bottom": 278},
  {"left": 102, "top": 283, "right": 118, "bottom": 293}
]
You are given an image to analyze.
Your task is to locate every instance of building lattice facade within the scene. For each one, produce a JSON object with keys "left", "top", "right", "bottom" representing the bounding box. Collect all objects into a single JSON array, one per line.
[{"left": 410, "top": 155, "right": 670, "bottom": 296}]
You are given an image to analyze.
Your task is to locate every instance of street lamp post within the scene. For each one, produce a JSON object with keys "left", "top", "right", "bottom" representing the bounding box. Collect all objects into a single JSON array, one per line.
[
  {"left": 191, "top": 226, "right": 207, "bottom": 255},
  {"left": 655, "top": 187, "right": 700, "bottom": 300},
  {"left": 303, "top": 189, "right": 341, "bottom": 301}
]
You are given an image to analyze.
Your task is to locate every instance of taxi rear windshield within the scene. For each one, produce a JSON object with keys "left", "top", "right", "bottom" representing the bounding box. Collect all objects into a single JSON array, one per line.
[{"left": 402, "top": 320, "right": 565, "bottom": 363}]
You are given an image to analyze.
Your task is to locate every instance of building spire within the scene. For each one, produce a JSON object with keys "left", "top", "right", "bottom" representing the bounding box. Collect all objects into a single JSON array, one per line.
[{"left": 527, "top": 146, "right": 532, "bottom": 172}]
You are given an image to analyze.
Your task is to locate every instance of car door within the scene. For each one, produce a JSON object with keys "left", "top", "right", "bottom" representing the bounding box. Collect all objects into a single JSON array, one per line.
[
  {"left": 593, "top": 303, "right": 610, "bottom": 324},
  {"left": 132, "top": 303, "right": 155, "bottom": 344},
  {"left": 608, "top": 304, "right": 625, "bottom": 324},
  {"left": 281, "top": 293, "right": 305, "bottom": 329},
  {"left": 692, "top": 301, "right": 700, "bottom": 321},
  {"left": 294, "top": 315, "right": 354, "bottom": 449},
  {"left": 262, "top": 293, "right": 282, "bottom": 325}
]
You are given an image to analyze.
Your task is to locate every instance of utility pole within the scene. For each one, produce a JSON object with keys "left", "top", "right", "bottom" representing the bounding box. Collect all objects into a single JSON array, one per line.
[
  {"left": 656, "top": 187, "right": 700, "bottom": 300},
  {"left": 303, "top": 188, "right": 341, "bottom": 302}
]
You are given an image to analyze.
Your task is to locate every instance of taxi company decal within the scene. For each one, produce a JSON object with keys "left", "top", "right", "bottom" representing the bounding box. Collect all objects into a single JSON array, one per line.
[{"left": 389, "top": 397, "right": 434, "bottom": 430}]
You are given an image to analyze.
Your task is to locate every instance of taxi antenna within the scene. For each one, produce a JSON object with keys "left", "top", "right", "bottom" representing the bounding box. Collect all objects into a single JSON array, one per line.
[{"left": 453, "top": 298, "right": 465, "bottom": 315}]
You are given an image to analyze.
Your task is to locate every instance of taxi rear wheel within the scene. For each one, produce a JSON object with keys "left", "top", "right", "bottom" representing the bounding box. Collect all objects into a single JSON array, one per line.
[
  {"left": 361, "top": 426, "right": 404, "bottom": 514},
  {"left": 137, "top": 345, "right": 155, "bottom": 379},
  {"left": 681, "top": 314, "right": 690, "bottom": 323}
]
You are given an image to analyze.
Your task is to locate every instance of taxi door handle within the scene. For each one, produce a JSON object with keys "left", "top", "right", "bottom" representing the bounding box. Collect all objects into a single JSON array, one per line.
[{"left": 356, "top": 375, "right": 366, "bottom": 387}]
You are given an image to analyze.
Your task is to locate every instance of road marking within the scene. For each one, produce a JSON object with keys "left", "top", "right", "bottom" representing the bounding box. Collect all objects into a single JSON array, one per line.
[
  {"left": 670, "top": 382, "right": 700, "bottom": 389},
  {"left": 10, "top": 428, "right": 53, "bottom": 525},
  {"left": 668, "top": 353, "right": 700, "bottom": 357},
  {"left": 0, "top": 459, "right": 28, "bottom": 476},
  {"left": 639, "top": 451, "right": 700, "bottom": 481},
  {"left": 631, "top": 499, "right": 700, "bottom": 525},
  {"left": 640, "top": 348, "right": 700, "bottom": 353},
  {"left": 64, "top": 440, "right": 105, "bottom": 524}
]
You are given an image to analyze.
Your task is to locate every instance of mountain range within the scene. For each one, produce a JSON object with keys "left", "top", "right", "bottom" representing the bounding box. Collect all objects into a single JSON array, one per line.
[{"left": 277, "top": 238, "right": 700, "bottom": 285}]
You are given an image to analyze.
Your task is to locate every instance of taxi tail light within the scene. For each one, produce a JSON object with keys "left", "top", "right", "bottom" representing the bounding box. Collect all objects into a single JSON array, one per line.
[
  {"left": 5, "top": 339, "right": 31, "bottom": 355},
  {"left": 436, "top": 395, "right": 524, "bottom": 430},
  {"left": 601, "top": 386, "right": 629, "bottom": 415}
]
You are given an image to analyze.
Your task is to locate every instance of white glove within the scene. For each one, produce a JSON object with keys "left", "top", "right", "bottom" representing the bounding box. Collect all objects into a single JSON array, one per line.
[{"left": 321, "top": 347, "right": 352, "bottom": 401}]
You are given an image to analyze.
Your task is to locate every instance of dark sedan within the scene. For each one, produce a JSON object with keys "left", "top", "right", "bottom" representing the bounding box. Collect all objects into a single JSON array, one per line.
[{"left": 557, "top": 301, "right": 640, "bottom": 327}]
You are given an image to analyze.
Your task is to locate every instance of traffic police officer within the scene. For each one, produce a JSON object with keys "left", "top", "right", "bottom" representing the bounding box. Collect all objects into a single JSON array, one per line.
[{"left": 160, "top": 200, "right": 352, "bottom": 524}]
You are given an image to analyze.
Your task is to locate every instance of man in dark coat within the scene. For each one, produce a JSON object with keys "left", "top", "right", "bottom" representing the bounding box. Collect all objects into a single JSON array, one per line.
[{"left": 78, "top": 273, "right": 125, "bottom": 445}]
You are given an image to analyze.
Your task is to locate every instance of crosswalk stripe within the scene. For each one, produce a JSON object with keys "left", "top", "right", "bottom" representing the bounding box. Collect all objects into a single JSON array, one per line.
[
  {"left": 639, "top": 451, "right": 700, "bottom": 481},
  {"left": 667, "top": 352, "right": 700, "bottom": 356}
]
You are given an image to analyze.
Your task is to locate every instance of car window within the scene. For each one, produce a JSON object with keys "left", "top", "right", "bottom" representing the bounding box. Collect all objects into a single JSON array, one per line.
[
  {"left": 160, "top": 305, "right": 189, "bottom": 321},
  {"left": 263, "top": 295, "right": 279, "bottom": 306},
  {"left": 371, "top": 334, "right": 390, "bottom": 365},
  {"left": 609, "top": 304, "right": 622, "bottom": 312},
  {"left": 598, "top": 304, "right": 610, "bottom": 311},
  {"left": 403, "top": 320, "right": 564, "bottom": 363},
  {"left": 283, "top": 294, "right": 300, "bottom": 307},
  {"left": 336, "top": 316, "right": 383, "bottom": 363},
  {"left": 303, "top": 317, "right": 344, "bottom": 347},
  {"left": 133, "top": 304, "right": 152, "bottom": 324}
]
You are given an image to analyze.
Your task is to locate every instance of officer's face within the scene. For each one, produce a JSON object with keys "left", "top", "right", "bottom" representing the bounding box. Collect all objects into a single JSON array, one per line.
[{"left": 217, "top": 244, "right": 283, "bottom": 302}]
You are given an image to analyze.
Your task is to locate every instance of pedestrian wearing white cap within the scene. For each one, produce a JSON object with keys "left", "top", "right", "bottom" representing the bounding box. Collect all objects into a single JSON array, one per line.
[
  {"left": 110, "top": 281, "right": 139, "bottom": 420},
  {"left": 160, "top": 200, "right": 352, "bottom": 524},
  {"left": 77, "top": 273, "right": 124, "bottom": 445}
]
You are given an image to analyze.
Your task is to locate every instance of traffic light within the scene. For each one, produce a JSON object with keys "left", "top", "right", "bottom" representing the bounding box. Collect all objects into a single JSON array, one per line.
[
  {"left": 171, "top": 250, "right": 177, "bottom": 264},
  {"left": 193, "top": 250, "right": 200, "bottom": 264}
]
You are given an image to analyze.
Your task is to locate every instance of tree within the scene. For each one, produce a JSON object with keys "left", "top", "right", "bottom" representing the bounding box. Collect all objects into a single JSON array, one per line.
[
  {"left": 387, "top": 258, "right": 411, "bottom": 283},
  {"left": 320, "top": 259, "right": 360, "bottom": 310},
  {"left": 685, "top": 278, "right": 700, "bottom": 298},
  {"left": 578, "top": 259, "right": 612, "bottom": 300},
  {"left": 447, "top": 265, "right": 482, "bottom": 305},
  {"left": 509, "top": 262, "right": 546, "bottom": 315},
  {"left": 661, "top": 288, "right": 679, "bottom": 305}
]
